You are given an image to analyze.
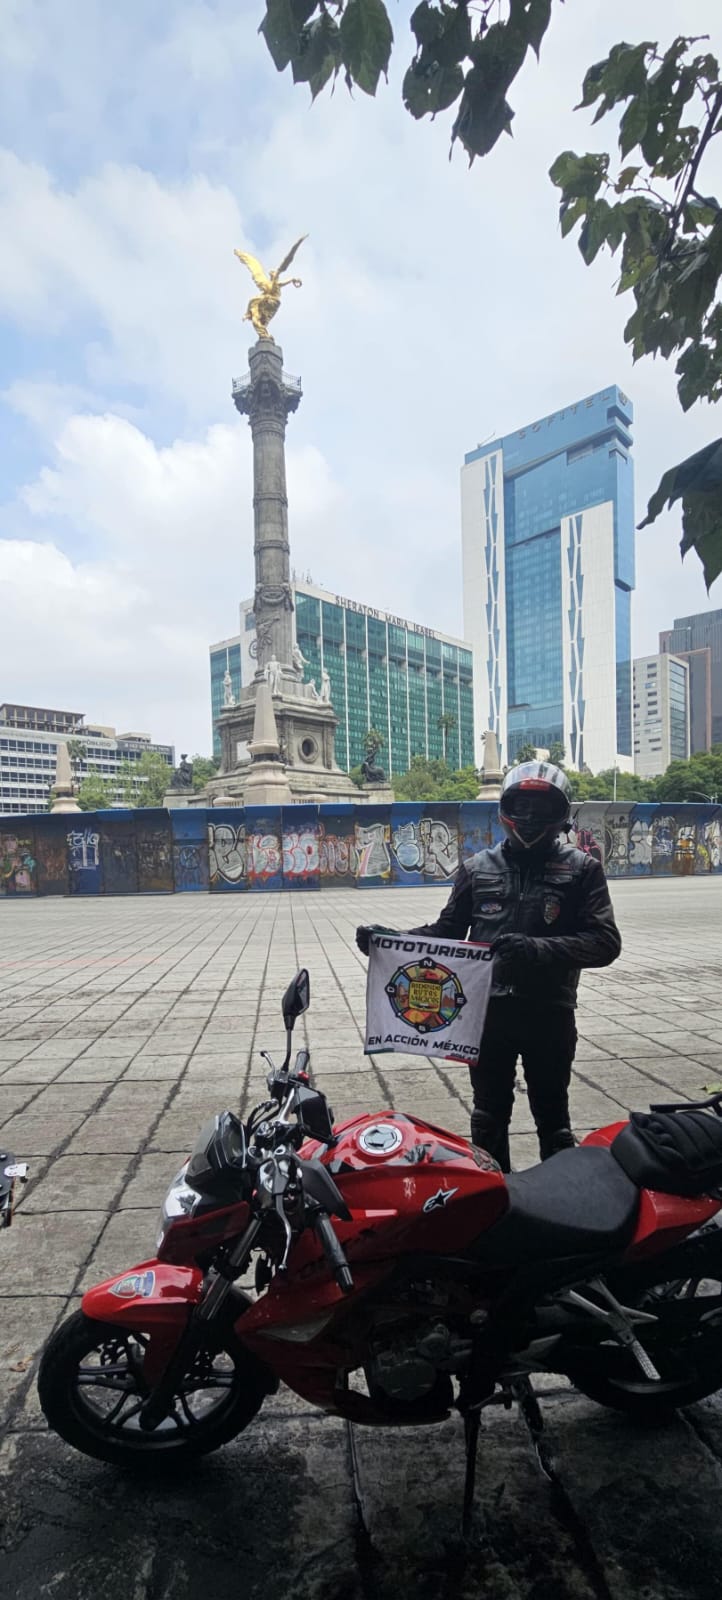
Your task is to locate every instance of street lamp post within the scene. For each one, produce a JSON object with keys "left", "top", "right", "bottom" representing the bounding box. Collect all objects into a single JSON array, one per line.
[{"left": 689, "top": 789, "right": 720, "bottom": 804}]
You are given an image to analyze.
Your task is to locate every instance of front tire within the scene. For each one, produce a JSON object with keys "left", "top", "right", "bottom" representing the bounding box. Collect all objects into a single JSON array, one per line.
[
  {"left": 565, "top": 1271, "right": 722, "bottom": 1422},
  {"left": 38, "top": 1310, "right": 270, "bottom": 1467}
]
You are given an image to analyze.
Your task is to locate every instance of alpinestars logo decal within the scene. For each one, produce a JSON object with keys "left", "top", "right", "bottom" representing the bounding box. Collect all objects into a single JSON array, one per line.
[{"left": 422, "top": 1186, "right": 459, "bottom": 1214}]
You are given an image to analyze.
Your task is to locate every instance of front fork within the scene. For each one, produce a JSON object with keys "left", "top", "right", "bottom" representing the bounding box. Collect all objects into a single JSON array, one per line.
[{"left": 138, "top": 1216, "right": 263, "bottom": 1431}]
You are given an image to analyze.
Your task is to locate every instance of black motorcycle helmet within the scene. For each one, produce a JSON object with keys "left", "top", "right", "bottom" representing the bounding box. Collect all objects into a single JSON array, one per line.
[{"left": 499, "top": 760, "right": 572, "bottom": 852}]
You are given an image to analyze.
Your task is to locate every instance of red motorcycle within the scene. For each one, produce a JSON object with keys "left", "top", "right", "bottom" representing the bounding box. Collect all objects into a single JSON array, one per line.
[{"left": 39, "top": 970, "right": 722, "bottom": 1532}]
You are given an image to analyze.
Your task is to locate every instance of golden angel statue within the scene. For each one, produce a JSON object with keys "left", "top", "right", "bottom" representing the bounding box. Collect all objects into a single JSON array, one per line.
[{"left": 234, "top": 235, "right": 308, "bottom": 340}]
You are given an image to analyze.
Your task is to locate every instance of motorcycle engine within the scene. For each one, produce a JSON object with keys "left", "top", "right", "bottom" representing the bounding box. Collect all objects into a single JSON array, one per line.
[{"left": 365, "top": 1320, "right": 471, "bottom": 1402}]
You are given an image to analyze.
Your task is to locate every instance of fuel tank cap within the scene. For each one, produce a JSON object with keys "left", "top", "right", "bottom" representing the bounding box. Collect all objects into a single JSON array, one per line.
[{"left": 357, "top": 1123, "right": 404, "bottom": 1157}]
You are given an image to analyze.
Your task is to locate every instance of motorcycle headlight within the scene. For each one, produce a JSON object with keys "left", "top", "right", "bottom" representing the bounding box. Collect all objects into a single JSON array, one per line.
[{"left": 156, "top": 1163, "right": 201, "bottom": 1250}]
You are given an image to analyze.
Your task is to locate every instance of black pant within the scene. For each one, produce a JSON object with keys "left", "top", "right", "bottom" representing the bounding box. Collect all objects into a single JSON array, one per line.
[{"left": 469, "top": 998, "right": 577, "bottom": 1171}]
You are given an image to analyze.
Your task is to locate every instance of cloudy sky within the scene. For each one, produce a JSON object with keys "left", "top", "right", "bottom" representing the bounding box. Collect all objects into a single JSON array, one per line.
[{"left": 1, "top": 0, "right": 720, "bottom": 756}]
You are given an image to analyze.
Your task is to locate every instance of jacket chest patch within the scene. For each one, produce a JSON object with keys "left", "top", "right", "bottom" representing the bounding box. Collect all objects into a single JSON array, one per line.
[
  {"left": 543, "top": 894, "right": 562, "bottom": 925},
  {"left": 478, "top": 900, "right": 503, "bottom": 915}
]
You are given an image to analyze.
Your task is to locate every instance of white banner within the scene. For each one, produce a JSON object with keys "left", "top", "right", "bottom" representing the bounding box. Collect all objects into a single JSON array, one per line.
[{"left": 365, "top": 933, "right": 494, "bottom": 1065}]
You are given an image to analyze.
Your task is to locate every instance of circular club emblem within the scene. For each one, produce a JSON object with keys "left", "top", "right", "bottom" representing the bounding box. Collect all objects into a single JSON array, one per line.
[
  {"left": 358, "top": 1123, "right": 404, "bottom": 1156},
  {"left": 385, "top": 957, "right": 467, "bottom": 1035}
]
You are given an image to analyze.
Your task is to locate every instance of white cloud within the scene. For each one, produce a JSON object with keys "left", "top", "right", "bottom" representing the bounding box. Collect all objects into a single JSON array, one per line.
[{"left": 0, "top": 411, "right": 346, "bottom": 751}]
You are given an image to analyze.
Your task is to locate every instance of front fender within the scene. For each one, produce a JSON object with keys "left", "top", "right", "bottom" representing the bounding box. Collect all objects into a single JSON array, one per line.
[{"left": 82, "top": 1259, "right": 203, "bottom": 1327}]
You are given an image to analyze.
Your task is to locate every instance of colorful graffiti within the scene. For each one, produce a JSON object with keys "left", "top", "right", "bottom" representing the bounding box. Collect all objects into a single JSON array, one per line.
[
  {"left": 318, "top": 824, "right": 353, "bottom": 880},
  {"left": 697, "top": 816, "right": 721, "bottom": 873},
  {"left": 67, "top": 828, "right": 100, "bottom": 872},
  {"left": 0, "top": 832, "right": 36, "bottom": 895},
  {"left": 283, "top": 829, "right": 319, "bottom": 877},
  {"left": 209, "top": 823, "right": 246, "bottom": 886},
  {"left": 0, "top": 801, "right": 720, "bottom": 896},
  {"left": 354, "top": 822, "right": 391, "bottom": 882},
  {"left": 392, "top": 817, "right": 459, "bottom": 880}
]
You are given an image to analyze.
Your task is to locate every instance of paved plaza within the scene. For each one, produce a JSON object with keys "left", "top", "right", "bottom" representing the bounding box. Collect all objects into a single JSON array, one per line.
[{"left": 2, "top": 880, "right": 722, "bottom": 1598}]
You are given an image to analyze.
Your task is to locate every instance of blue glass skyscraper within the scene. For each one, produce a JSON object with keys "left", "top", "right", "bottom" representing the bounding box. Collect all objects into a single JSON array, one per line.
[{"left": 461, "top": 386, "right": 635, "bottom": 773}]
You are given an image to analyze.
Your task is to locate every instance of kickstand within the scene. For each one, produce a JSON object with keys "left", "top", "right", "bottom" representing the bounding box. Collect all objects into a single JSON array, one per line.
[
  {"left": 462, "top": 1408, "right": 481, "bottom": 1540},
  {"left": 514, "top": 1376, "right": 544, "bottom": 1441}
]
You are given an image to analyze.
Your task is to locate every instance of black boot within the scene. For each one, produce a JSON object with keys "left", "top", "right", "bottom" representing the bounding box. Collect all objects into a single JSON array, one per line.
[
  {"left": 471, "top": 1111, "right": 511, "bottom": 1173},
  {"left": 539, "top": 1126, "right": 577, "bottom": 1161}
]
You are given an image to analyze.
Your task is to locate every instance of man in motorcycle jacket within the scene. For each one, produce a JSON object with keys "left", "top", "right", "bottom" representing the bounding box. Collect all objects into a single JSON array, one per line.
[{"left": 357, "top": 761, "right": 621, "bottom": 1172}]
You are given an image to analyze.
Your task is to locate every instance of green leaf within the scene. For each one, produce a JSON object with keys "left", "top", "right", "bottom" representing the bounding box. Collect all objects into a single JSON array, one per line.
[
  {"left": 339, "top": 0, "right": 393, "bottom": 96},
  {"left": 259, "top": 0, "right": 300, "bottom": 71},
  {"left": 403, "top": 59, "right": 464, "bottom": 119},
  {"left": 680, "top": 494, "right": 722, "bottom": 591},
  {"left": 433, "top": 3, "right": 472, "bottom": 69},
  {"left": 619, "top": 87, "right": 650, "bottom": 156},
  {"left": 292, "top": 15, "right": 342, "bottom": 97},
  {"left": 521, "top": 0, "right": 552, "bottom": 60},
  {"left": 559, "top": 195, "right": 587, "bottom": 238},
  {"left": 410, "top": 2, "right": 443, "bottom": 49},
  {"left": 639, "top": 438, "right": 722, "bottom": 591},
  {"left": 452, "top": 64, "right": 514, "bottom": 162},
  {"left": 615, "top": 165, "right": 641, "bottom": 191},
  {"left": 549, "top": 149, "right": 609, "bottom": 201},
  {"left": 577, "top": 59, "right": 606, "bottom": 109}
]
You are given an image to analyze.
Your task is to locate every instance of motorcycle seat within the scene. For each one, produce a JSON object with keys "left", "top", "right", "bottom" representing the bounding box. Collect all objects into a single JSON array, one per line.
[{"left": 474, "top": 1146, "right": 640, "bottom": 1264}]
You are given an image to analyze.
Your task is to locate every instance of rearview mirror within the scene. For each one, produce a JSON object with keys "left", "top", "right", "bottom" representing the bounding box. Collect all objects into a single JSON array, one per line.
[{"left": 282, "top": 969, "right": 310, "bottom": 1029}]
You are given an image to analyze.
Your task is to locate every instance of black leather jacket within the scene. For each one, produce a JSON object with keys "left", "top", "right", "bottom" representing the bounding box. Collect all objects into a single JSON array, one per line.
[{"left": 413, "top": 840, "right": 621, "bottom": 1009}]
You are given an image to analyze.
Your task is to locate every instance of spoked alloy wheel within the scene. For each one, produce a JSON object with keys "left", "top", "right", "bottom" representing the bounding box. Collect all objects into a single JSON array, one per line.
[
  {"left": 568, "top": 1273, "right": 722, "bottom": 1420},
  {"left": 38, "top": 1310, "right": 268, "bottom": 1467}
]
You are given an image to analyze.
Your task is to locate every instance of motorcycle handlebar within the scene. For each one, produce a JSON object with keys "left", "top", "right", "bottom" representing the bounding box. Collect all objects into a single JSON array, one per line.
[{"left": 314, "top": 1210, "right": 354, "bottom": 1295}]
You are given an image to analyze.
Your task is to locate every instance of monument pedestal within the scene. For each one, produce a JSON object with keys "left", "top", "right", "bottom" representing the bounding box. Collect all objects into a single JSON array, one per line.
[
  {"left": 163, "top": 790, "right": 192, "bottom": 809},
  {"left": 356, "top": 783, "right": 395, "bottom": 806},
  {"left": 201, "top": 673, "right": 360, "bottom": 805}
]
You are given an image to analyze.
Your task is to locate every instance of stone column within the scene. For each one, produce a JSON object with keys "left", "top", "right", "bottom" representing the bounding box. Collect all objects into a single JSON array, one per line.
[{"left": 232, "top": 340, "right": 301, "bottom": 676}]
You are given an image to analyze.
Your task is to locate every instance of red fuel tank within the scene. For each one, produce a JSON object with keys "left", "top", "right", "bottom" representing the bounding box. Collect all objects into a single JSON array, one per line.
[{"left": 300, "top": 1110, "right": 509, "bottom": 1260}]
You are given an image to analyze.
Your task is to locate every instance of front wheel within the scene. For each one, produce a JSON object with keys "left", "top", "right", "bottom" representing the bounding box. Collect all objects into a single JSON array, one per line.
[
  {"left": 564, "top": 1271, "right": 722, "bottom": 1421},
  {"left": 38, "top": 1310, "right": 269, "bottom": 1467}
]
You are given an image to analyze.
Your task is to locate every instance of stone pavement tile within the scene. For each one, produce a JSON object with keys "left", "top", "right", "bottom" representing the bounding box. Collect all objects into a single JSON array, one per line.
[
  {"left": 0, "top": 1084, "right": 39, "bottom": 1119},
  {"left": 0, "top": 1297, "right": 66, "bottom": 1424},
  {"left": 43, "top": 1055, "right": 123, "bottom": 1083},
  {"left": 0, "top": 1043, "right": 33, "bottom": 1063},
  {"left": 574, "top": 1038, "right": 619, "bottom": 1061},
  {"left": 23, "top": 1039, "right": 97, "bottom": 1061},
  {"left": 121, "top": 1150, "right": 188, "bottom": 1208},
  {"left": 0, "top": 1104, "right": 96, "bottom": 1158},
  {"left": 121, "top": 1056, "right": 189, "bottom": 1081},
  {"left": 0, "top": 1417, "right": 359, "bottom": 1600},
  {"left": 0, "top": 1210, "right": 104, "bottom": 1295},
  {"left": 66, "top": 1106, "right": 162, "bottom": 1157},
  {"left": 119, "top": 1050, "right": 189, "bottom": 1074},
  {"left": 579, "top": 1064, "right": 675, "bottom": 1108},
  {"left": 21, "top": 1153, "right": 130, "bottom": 1214},
  {"left": 618, "top": 1058, "right": 716, "bottom": 1094},
  {"left": 185, "top": 1054, "right": 251, "bottom": 1081},
  {"left": 603, "top": 1034, "right": 677, "bottom": 1057},
  {"left": 349, "top": 1407, "right": 600, "bottom": 1600},
  {"left": 79, "top": 1207, "right": 159, "bottom": 1287},
  {"left": 543, "top": 1397, "right": 722, "bottom": 1599},
  {"left": 28, "top": 1082, "right": 111, "bottom": 1117},
  {"left": 3, "top": 1024, "right": 64, "bottom": 1041},
  {"left": 510, "top": 1132, "right": 541, "bottom": 1170},
  {"left": 0, "top": 1059, "right": 68, "bottom": 1085}
]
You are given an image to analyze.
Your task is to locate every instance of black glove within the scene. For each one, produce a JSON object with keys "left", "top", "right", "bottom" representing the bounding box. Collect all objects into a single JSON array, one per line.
[
  {"left": 490, "top": 934, "right": 540, "bottom": 963},
  {"left": 356, "top": 925, "right": 398, "bottom": 957}
]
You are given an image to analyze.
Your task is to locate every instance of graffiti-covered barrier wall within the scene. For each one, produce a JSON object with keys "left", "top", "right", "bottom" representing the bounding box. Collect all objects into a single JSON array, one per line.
[{"left": 1, "top": 802, "right": 721, "bottom": 896}]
